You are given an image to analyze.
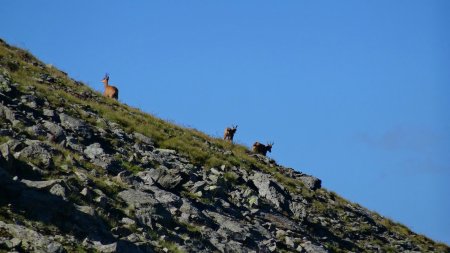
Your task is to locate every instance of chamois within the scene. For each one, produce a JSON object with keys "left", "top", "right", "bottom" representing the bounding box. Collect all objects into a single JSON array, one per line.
[
  {"left": 252, "top": 142, "right": 273, "bottom": 156},
  {"left": 223, "top": 125, "right": 238, "bottom": 142},
  {"left": 101, "top": 73, "right": 119, "bottom": 100}
]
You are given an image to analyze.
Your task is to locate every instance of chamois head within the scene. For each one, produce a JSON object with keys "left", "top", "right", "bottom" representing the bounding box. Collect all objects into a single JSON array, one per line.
[
  {"left": 102, "top": 73, "right": 110, "bottom": 82},
  {"left": 265, "top": 142, "right": 274, "bottom": 153},
  {"left": 224, "top": 125, "right": 238, "bottom": 142},
  {"left": 101, "top": 73, "right": 119, "bottom": 100},
  {"left": 252, "top": 141, "right": 274, "bottom": 156}
]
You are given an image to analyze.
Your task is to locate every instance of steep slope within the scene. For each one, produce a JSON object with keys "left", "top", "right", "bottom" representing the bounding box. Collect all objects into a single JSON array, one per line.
[{"left": 0, "top": 38, "right": 448, "bottom": 253}]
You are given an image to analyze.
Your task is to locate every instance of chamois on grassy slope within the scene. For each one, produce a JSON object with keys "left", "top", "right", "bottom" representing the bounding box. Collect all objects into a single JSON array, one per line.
[
  {"left": 101, "top": 73, "right": 119, "bottom": 99},
  {"left": 252, "top": 142, "right": 274, "bottom": 156},
  {"left": 223, "top": 125, "right": 238, "bottom": 142}
]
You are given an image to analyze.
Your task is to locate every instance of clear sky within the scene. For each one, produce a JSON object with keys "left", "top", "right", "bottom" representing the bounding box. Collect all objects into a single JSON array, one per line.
[{"left": 1, "top": 0, "right": 449, "bottom": 244}]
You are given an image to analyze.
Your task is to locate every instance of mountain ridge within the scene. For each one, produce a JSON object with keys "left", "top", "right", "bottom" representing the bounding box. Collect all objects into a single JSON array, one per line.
[{"left": 0, "top": 38, "right": 448, "bottom": 253}]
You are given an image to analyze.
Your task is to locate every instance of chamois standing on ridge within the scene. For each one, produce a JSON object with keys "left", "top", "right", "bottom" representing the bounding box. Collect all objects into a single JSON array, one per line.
[
  {"left": 101, "top": 73, "right": 119, "bottom": 100},
  {"left": 252, "top": 142, "right": 273, "bottom": 156},
  {"left": 223, "top": 125, "right": 238, "bottom": 142}
]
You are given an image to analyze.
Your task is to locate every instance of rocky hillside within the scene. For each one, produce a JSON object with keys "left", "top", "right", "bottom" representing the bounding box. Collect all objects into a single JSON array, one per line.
[{"left": 0, "top": 38, "right": 448, "bottom": 253}]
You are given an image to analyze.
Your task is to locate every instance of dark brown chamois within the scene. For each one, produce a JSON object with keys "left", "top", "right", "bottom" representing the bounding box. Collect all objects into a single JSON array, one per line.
[
  {"left": 101, "top": 73, "right": 119, "bottom": 100},
  {"left": 252, "top": 142, "right": 273, "bottom": 156},
  {"left": 223, "top": 125, "right": 238, "bottom": 142}
]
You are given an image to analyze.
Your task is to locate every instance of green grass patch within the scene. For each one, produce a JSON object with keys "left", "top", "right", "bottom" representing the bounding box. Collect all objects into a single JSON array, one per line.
[
  {"left": 0, "top": 136, "right": 10, "bottom": 144},
  {"left": 179, "top": 221, "right": 202, "bottom": 235},
  {"left": 120, "top": 160, "right": 146, "bottom": 174},
  {"left": 0, "top": 227, "right": 12, "bottom": 238},
  {"left": 224, "top": 171, "right": 238, "bottom": 184},
  {"left": 181, "top": 191, "right": 214, "bottom": 205}
]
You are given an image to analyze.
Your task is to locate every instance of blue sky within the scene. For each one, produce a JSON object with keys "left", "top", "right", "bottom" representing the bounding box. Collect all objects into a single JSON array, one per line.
[{"left": 1, "top": 1, "right": 449, "bottom": 244}]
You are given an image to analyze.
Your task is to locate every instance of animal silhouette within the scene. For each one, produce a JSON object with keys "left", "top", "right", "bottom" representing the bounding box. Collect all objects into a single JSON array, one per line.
[
  {"left": 101, "top": 73, "right": 119, "bottom": 100},
  {"left": 252, "top": 142, "right": 274, "bottom": 156},
  {"left": 224, "top": 125, "right": 238, "bottom": 142}
]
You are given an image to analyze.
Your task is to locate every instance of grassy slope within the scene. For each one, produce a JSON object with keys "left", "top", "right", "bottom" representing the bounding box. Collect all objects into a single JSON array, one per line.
[{"left": 0, "top": 38, "right": 448, "bottom": 252}]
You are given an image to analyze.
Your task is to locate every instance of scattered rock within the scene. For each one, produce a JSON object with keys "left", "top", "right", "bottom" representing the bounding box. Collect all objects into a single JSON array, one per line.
[
  {"left": 0, "top": 221, "right": 64, "bottom": 252},
  {"left": 26, "top": 124, "right": 47, "bottom": 137},
  {"left": 134, "top": 132, "right": 154, "bottom": 146},
  {"left": 75, "top": 205, "right": 95, "bottom": 216},
  {"left": 298, "top": 175, "right": 321, "bottom": 191},
  {"left": 250, "top": 172, "right": 288, "bottom": 210},
  {"left": 43, "top": 108, "right": 56, "bottom": 117},
  {"left": 59, "top": 113, "right": 92, "bottom": 138},
  {"left": 42, "top": 120, "right": 65, "bottom": 142},
  {"left": 289, "top": 201, "right": 307, "bottom": 221},
  {"left": 140, "top": 166, "right": 184, "bottom": 190},
  {"left": 0, "top": 103, "right": 17, "bottom": 123},
  {"left": 49, "top": 183, "right": 66, "bottom": 198},
  {"left": 84, "top": 143, "right": 105, "bottom": 159},
  {"left": 16, "top": 140, "right": 56, "bottom": 168},
  {"left": 36, "top": 73, "right": 57, "bottom": 84},
  {"left": 21, "top": 179, "right": 62, "bottom": 189},
  {"left": 301, "top": 241, "right": 328, "bottom": 253}
]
